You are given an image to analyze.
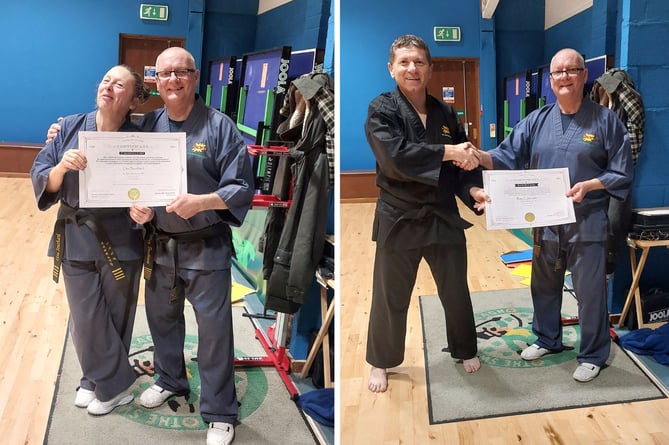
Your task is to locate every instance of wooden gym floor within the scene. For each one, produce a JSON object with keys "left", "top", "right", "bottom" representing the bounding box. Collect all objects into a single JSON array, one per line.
[
  {"left": 339, "top": 199, "right": 669, "bottom": 444},
  {"left": 2, "top": 176, "right": 669, "bottom": 444}
]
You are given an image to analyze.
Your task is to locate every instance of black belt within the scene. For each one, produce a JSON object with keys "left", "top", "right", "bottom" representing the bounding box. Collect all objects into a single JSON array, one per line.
[
  {"left": 143, "top": 222, "right": 230, "bottom": 303},
  {"left": 52, "top": 203, "right": 127, "bottom": 283},
  {"left": 379, "top": 191, "right": 473, "bottom": 231}
]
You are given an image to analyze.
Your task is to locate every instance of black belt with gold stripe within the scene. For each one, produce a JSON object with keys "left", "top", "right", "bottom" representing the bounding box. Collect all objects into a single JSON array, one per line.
[{"left": 52, "top": 202, "right": 127, "bottom": 283}]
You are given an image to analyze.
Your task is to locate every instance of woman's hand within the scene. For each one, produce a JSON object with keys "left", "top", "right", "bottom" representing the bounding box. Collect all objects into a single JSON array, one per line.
[
  {"left": 58, "top": 149, "right": 87, "bottom": 172},
  {"left": 129, "top": 204, "right": 154, "bottom": 224}
]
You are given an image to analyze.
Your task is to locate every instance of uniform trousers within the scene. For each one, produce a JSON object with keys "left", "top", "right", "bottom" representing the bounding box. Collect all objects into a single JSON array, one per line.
[
  {"left": 145, "top": 263, "right": 238, "bottom": 424},
  {"left": 62, "top": 258, "right": 141, "bottom": 401},
  {"left": 366, "top": 242, "right": 477, "bottom": 368},
  {"left": 529, "top": 239, "right": 611, "bottom": 366}
]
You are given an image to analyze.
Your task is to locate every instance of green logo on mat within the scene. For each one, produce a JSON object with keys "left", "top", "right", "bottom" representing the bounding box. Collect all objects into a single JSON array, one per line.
[
  {"left": 115, "top": 334, "right": 268, "bottom": 430},
  {"left": 474, "top": 307, "right": 579, "bottom": 368}
]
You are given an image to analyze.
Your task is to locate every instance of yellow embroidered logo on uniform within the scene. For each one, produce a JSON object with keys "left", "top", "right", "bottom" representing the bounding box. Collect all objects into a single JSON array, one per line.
[
  {"left": 582, "top": 133, "right": 596, "bottom": 143},
  {"left": 442, "top": 126, "right": 451, "bottom": 137},
  {"left": 192, "top": 142, "right": 207, "bottom": 153}
]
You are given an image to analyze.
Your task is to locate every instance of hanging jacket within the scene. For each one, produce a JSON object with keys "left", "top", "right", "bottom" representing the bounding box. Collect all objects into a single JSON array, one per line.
[
  {"left": 264, "top": 72, "right": 334, "bottom": 313},
  {"left": 590, "top": 68, "right": 645, "bottom": 165}
]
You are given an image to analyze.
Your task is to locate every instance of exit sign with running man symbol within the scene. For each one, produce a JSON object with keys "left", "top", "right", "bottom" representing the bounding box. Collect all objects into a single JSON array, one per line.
[
  {"left": 140, "top": 4, "right": 169, "bottom": 21},
  {"left": 433, "top": 26, "right": 461, "bottom": 42}
]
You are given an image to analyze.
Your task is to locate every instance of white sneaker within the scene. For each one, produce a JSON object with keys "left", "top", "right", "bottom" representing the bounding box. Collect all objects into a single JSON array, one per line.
[
  {"left": 139, "top": 384, "right": 175, "bottom": 409},
  {"left": 87, "top": 390, "right": 133, "bottom": 416},
  {"left": 74, "top": 388, "right": 96, "bottom": 408},
  {"left": 520, "top": 344, "right": 551, "bottom": 360},
  {"left": 573, "top": 363, "right": 601, "bottom": 382},
  {"left": 207, "top": 422, "right": 235, "bottom": 445}
]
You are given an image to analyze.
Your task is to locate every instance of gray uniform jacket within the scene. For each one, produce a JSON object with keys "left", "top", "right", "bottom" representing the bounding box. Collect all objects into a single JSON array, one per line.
[
  {"left": 140, "top": 96, "right": 255, "bottom": 270},
  {"left": 31, "top": 111, "right": 144, "bottom": 261},
  {"left": 489, "top": 98, "right": 633, "bottom": 242}
]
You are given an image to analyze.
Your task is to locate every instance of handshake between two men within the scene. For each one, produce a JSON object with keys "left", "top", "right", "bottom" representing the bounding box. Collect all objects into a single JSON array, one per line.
[{"left": 444, "top": 142, "right": 484, "bottom": 171}]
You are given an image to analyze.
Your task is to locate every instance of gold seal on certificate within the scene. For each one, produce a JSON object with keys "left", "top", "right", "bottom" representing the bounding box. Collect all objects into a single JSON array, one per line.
[
  {"left": 524, "top": 212, "right": 535, "bottom": 223},
  {"left": 128, "top": 187, "right": 140, "bottom": 201}
]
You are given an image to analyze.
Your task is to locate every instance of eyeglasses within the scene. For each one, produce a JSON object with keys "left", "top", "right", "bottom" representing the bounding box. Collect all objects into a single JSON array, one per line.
[
  {"left": 156, "top": 69, "right": 195, "bottom": 80},
  {"left": 549, "top": 68, "right": 584, "bottom": 80}
]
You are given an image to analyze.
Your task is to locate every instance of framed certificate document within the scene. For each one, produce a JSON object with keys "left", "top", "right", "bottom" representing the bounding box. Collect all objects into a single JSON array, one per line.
[
  {"left": 482, "top": 168, "right": 576, "bottom": 230},
  {"left": 78, "top": 131, "right": 187, "bottom": 208}
]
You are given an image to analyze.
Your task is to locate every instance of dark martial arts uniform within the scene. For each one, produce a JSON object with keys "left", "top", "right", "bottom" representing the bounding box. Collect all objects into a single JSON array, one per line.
[
  {"left": 364, "top": 88, "right": 483, "bottom": 368},
  {"left": 488, "top": 98, "right": 633, "bottom": 367},
  {"left": 31, "top": 112, "right": 144, "bottom": 401},
  {"left": 140, "top": 96, "right": 254, "bottom": 425}
]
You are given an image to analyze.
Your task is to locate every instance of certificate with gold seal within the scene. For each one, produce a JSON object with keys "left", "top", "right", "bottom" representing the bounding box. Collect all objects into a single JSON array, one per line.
[
  {"left": 482, "top": 168, "right": 576, "bottom": 230},
  {"left": 78, "top": 131, "right": 187, "bottom": 208}
]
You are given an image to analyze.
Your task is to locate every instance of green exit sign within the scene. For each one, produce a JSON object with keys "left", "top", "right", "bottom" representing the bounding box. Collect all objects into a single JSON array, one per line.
[
  {"left": 140, "top": 4, "right": 168, "bottom": 21},
  {"left": 433, "top": 26, "right": 461, "bottom": 42}
]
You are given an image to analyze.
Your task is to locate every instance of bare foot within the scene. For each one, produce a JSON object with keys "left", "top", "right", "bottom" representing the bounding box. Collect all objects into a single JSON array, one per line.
[
  {"left": 368, "top": 367, "right": 388, "bottom": 392},
  {"left": 463, "top": 356, "right": 481, "bottom": 373}
]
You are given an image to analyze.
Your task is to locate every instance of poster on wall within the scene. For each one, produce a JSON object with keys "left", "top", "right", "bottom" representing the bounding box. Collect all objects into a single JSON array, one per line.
[
  {"left": 442, "top": 86, "right": 455, "bottom": 103},
  {"left": 144, "top": 66, "right": 156, "bottom": 84}
]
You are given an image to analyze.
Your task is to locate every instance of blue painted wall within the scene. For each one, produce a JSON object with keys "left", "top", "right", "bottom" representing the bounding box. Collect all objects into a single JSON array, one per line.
[
  {"left": 323, "top": 0, "right": 335, "bottom": 75},
  {"left": 544, "top": 10, "right": 595, "bottom": 59},
  {"left": 607, "top": 0, "right": 669, "bottom": 311},
  {"left": 340, "top": 0, "right": 497, "bottom": 171},
  {"left": 493, "top": 0, "right": 545, "bottom": 134},
  {"left": 0, "top": 0, "right": 194, "bottom": 144},
  {"left": 256, "top": 0, "right": 331, "bottom": 53},
  {"left": 200, "top": 1, "right": 258, "bottom": 93},
  {"left": 613, "top": 0, "right": 669, "bottom": 209},
  {"left": 0, "top": 0, "right": 331, "bottom": 144}
]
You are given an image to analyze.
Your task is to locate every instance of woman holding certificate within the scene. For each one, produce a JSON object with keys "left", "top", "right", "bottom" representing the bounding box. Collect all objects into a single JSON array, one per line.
[{"left": 30, "top": 65, "right": 150, "bottom": 415}]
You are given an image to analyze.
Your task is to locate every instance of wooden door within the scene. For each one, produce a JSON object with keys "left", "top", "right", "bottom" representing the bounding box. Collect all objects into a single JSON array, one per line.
[
  {"left": 428, "top": 58, "right": 481, "bottom": 149},
  {"left": 118, "top": 34, "right": 185, "bottom": 114}
]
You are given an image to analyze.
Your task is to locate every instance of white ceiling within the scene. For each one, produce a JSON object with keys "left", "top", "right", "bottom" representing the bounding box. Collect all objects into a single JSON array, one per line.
[
  {"left": 258, "top": 0, "right": 293, "bottom": 15},
  {"left": 545, "top": 0, "right": 593, "bottom": 29}
]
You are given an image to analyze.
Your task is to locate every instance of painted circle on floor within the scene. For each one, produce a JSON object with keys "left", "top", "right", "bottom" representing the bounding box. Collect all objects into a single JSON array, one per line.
[
  {"left": 473, "top": 307, "right": 580, "bottom": 367},
  {"left": 114, "top": 334, "right": 268, "bottom": 430}
]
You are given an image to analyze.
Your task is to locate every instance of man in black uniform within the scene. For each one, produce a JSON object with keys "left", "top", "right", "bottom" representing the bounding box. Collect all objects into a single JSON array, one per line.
[{"left": 364, "top": 34, "right": 485, "bottom": 392}]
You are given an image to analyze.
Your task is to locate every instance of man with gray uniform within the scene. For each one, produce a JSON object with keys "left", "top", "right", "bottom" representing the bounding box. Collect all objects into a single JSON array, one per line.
[
  {"left": 475, "top": 48, "right": 633, "bottom": 382},
  {"left": 129, "top": 47, "right": 254, "bottom": 445}
]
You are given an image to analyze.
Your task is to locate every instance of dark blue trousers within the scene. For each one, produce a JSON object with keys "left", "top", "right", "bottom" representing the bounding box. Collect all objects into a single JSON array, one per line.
[
  {"left": 530, "top": 240, "right": 610, "bottom": 366},
  {"left": 145, "top": 264, "right": 238, "bottom": 424}
]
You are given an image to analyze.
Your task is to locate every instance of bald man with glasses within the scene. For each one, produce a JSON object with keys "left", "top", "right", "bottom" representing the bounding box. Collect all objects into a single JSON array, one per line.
[
  {"left": 474, "top": 48, "right": 633, "bottom": 383},
  {"left": 129, "top": 47, "right": 254, "bottom": 445}
]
